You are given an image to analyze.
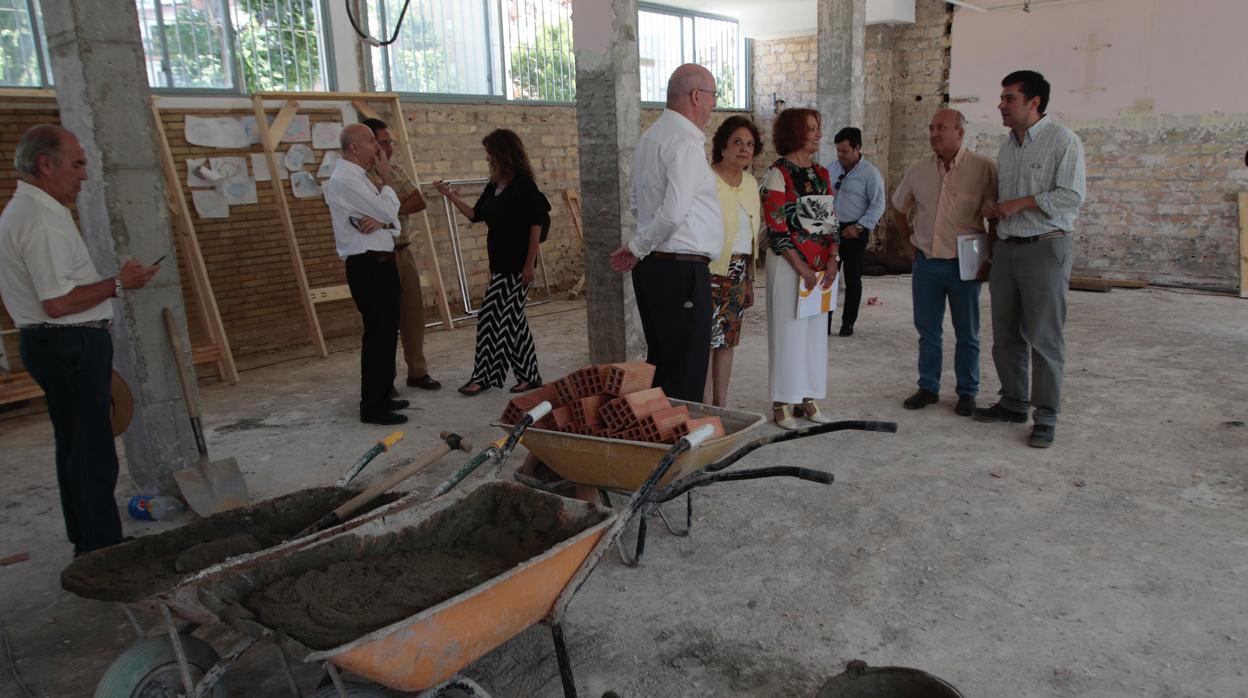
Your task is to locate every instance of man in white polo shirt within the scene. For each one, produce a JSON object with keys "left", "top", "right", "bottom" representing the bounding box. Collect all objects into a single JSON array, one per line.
[
  {"left": 324, "top": 123, "right": 407, "bottom": 425},
  {"left": 610, "top": 63, "right": 723, "bottom": 401},
  {"left": 0, "top": 124, "right": 158, "bottom": 555}
]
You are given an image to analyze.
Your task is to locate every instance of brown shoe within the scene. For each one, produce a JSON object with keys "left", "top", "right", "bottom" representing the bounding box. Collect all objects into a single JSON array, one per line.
[{"left": 407, "top": 375, "right": 441, "bottom": 390}]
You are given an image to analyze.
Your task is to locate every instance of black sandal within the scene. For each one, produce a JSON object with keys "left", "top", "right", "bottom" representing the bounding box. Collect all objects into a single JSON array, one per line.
[
  {"left": 509, "top": 380, "right": 543, "bottom": 393},
  {"left": 458, "top": 382, "right": 487, "bottom": 396}
]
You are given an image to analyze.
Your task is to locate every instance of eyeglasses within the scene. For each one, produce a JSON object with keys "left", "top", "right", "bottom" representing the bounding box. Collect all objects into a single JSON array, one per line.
[
  {"left": 691, "top": 87, "right": 719, "bottom": 101},
  {"left": 378, "top": 139, "right": 397, "bottom": 147},
  {"left": 835, "top": 173, "right": 846, "bottom": 191}
]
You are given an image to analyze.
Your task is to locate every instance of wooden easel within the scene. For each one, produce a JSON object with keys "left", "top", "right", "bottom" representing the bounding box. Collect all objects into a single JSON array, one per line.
[
  {"left": 251, "top": 92, "right": 456, "bottom": 359},
  {"left": 150, "top": 102, "right": 240, "bottom": 384},
  {"left": 564, "top": 189, "right": 586, "bottom": 297}
]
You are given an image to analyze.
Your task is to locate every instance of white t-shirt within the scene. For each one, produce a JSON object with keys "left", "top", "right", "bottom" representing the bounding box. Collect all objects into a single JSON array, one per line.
[
  {"left": 0, "top": 181, "right": 112, "bottom": 325},
  {"left": 731, "top": 202, "right": 754, "bottom": 255}
]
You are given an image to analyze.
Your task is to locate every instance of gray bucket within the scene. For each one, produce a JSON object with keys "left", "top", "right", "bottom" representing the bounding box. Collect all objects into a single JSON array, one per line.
[{"left": 817, "top": 660, "right": 963, "bottom": 698}]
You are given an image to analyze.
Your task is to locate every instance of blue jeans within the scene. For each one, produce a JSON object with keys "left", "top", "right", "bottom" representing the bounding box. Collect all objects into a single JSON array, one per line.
[{"left": 912, "top": 251, "right": 981, "bottom": 397}]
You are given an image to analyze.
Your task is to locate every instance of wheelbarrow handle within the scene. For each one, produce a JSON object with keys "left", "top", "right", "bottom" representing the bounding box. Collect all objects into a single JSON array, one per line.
[
  {"left": 650, "top": 465, "right": 834, "bottom": 503},
  {"left": 703, "top": 419, "right": 898, "bottom": 473}
]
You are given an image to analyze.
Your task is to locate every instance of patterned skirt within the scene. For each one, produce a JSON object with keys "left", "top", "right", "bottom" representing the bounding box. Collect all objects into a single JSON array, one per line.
[{"left": 710, "top": 254, "right": 752, "bottom": 350}]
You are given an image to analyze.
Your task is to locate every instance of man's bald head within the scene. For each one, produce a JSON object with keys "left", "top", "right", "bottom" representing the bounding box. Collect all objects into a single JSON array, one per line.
[
  {"left": 340, "top": 122, "right": 379, "bottom": 167},
  {"left": 928, "top": 108, "right": 967, "bottom": 161},
  {"left": 665, "top": 63, "right": 717, "bottom": 128},
  {"left": 15, "top": 124, "right": 86, "bottom": 204}
]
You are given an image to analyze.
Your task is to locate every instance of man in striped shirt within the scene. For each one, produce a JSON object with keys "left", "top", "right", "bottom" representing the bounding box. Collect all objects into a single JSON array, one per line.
[{"left": 975, "top": 70, "right": 1086, "bottom": 449}]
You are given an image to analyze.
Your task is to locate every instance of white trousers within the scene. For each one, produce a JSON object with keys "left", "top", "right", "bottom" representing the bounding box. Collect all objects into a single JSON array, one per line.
[{"left": 766, "top": 256, "right": 828, "bottom": 404}]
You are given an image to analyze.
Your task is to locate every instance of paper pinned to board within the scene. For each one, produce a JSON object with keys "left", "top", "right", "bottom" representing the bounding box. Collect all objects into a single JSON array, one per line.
[
  {"left": 316, "top": 151, "right": 341, "bottom": 178},
  {"left": 251, "top": 153, "right": 287, "bottom": 182},
  {"left": 222, "top": 178, "right": 258, "bottom": 205},
  {"left": 191, "top": 189, "right": 229, "bottom": 218},
  {"left": 312, "top": 121, "right": 343, "bottom": 149},
  {"left": 184, "top": 116, "right": 248, "bottom": 149},
  {"left": 796, "top": 269, "right": 840, "bottom": 320},
  {"left": 208, "top": 156, "right": 248, "bottom": 182},
  {"left": 187, "top": 158, "right": 216, "bottom": 188},
  {"left": 284, "top": 144, "right": 314, "bottom": 172},
  {"left": 957, "top": 234, "right": 989, "bottom": 281},
  {"left": 290, "top": 171, "right": 322, "bottom": 199},
  {"left": 280, "top": 115, "right": 311, "bottom": 143}
]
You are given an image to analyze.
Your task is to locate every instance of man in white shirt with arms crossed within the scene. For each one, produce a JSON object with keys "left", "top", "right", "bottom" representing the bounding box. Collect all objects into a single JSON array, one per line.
[
  {"left": 324, "top": 123, "right": 407, "bottom": 425},
  {"left": 0, "top": 125, "right": 158, "bottom": 555},
  {"left": 610, "top": 63, "right": 723, "bottom": 401}
]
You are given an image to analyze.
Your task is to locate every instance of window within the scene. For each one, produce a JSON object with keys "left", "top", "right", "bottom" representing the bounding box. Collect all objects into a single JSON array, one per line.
[
  {"left": 2, "top": 0, "right": 329, "bottom": 92},
  {"left": 639, "top": 5, "right": 747, "bottom": 109},
  {"left": 368, "top": 0, "right": 575, "bottom": 103},
  {"left": 0, "top": 0, "right": 50, "bottom": 87}
]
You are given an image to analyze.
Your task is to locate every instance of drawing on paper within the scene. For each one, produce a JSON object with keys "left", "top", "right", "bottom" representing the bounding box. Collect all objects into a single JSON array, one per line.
[
  {"left": 316, "top": 151, "right": 341, "bottom": 179},
  {"left": 312, "top": 122, "right": 343, "bottom": 149},
  {"left": 184, "top": 116, "right": 248, "bottom": 149},
  {"left": 251, "top": 153, "right": 287, "bottom": 182},
  {"left": 284, "top": 144, "right": 314, "bottom": 171},
  {"left": 290, "top": 171, "right": 322, "bottom": 199},
  {"left": 223, "top": 178, "right": 259, "bottom": 206},
  {"left": 280, "top": 115, "right": 311, "bottom": 143},
  {"left": 192, "top": 189, "right": 230, "bottom": 218},
  {"left": 208, "top": 156, "right": 248, "bottom": 182}
]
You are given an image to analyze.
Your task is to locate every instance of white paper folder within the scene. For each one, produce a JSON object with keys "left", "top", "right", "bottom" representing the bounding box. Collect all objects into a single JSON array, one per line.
[{"left": 957, "top": 234, "right": 989, "bottom": 281}]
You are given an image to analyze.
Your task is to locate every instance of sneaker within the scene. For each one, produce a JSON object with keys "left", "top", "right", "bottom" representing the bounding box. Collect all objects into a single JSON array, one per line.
[
  {"left": 954, "top": 395, "right": 976, "bottom": 416},
  {"left": 800, "top": 399, "right": 833, "bottom": 424},
  {"left": 903, "top": 389, "right": 939, "bottom": 410},
  {"left": 773, "top": 404, "right": 799, "bottom": 431},
  {"left": 973, "top": 403, "right": 1028, "bottom": 423},
  {"left": 1028, "top": 424, "right": 1055, "bottom": 448},
  {"left": 360, "top": 411, "right": 408, "bottom": 425}
]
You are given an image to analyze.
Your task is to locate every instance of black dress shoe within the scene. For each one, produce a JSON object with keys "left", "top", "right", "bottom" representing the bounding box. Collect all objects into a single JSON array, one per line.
[
  {"left": 1028, "top": 424, "right": 1055, "bottom": 448},
  {"left": 387, "top": 399, "right": 410, "bottom": 411},
  {"left": 838, "top": 325, "right": 854, "bottom": 337},
  {"left": 954, "top": 395, "right": 976, "bottom": 416},
  {"left": 973, "top": 403, "right": 1028, "bottom": 423},
  {"left": 360, "top": 411, "right": 408, "bottom": 425},
  {"left": 903, "top": 388, "right": 939, "bottom": 410},
  {"left": 407, "top": 375, "right": 442, "bottom": 390}
]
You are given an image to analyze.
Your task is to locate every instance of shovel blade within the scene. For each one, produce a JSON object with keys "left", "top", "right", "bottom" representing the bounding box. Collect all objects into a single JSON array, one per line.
[{"left": 173, "top": 458, "right": 250, "bottom": 516}]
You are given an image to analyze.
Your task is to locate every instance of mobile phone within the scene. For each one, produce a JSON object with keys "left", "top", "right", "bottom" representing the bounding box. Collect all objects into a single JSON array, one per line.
[{"left": 152, "top": 255, "right": 166, "bottom": 265}]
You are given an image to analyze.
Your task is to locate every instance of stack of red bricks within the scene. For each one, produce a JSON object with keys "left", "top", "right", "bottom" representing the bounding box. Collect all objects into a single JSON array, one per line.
[{"left": 500, "top": 362, "right": 726, "bottom": 444}]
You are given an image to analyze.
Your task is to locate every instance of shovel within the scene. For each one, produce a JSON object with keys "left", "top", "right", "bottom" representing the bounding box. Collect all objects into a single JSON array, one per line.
[{"left": 163, "top": 308, "right": 250, "bottom": 515}]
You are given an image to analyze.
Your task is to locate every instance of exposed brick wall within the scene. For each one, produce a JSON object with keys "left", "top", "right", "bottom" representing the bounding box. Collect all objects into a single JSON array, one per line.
[{"left": 970, "top": 114, "right": 1248, "bottom": 288}]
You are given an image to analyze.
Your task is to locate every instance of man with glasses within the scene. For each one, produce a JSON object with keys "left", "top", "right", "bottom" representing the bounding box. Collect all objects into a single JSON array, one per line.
[
  {"left": 827, "top": 127, "right": 885, "bottom": 337},
  {"left": 360, "top": 117, "right": 441, "bottom": 395},
  {"left": 610, "top": 63, "right": 722, "bottom": 401},
  {"left": 976, "top": 70, "right": 1086, "bottom": 448}
]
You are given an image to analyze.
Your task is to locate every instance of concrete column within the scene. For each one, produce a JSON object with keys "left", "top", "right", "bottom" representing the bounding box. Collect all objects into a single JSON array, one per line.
[
  {"left": 572, "top": 0, "right": 645, "bottom": 363},
  {"left": 817, "top": 0, "right": 867, "bottom": 165},
  {"left": 42, "top": 1, "right": 198, "bottom": 494}
]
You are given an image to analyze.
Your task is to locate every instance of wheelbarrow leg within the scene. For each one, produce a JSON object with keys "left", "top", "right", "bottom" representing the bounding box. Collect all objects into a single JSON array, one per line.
[
  {"left": 274, "top": 640, "right": 304, "bottom": 697},
  {"left": 161, "top": 605, "right": 196, "bottom": 696},
  {"left": 655, "top": 492, "right": 692, "bottom": 537},
  {"left": 551, "top": 620, "right": 578, "bottom": 698}
]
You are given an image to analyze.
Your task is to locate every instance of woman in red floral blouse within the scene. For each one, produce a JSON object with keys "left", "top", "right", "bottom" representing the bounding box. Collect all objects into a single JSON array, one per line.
[{"left": 762, "top": 108, "right": 840, "bottom": 429}]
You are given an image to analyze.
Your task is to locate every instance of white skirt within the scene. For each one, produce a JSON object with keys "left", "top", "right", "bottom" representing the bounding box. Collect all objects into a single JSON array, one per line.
[{"left": 766, "top": 256, "right": 828, "bottom": 404}]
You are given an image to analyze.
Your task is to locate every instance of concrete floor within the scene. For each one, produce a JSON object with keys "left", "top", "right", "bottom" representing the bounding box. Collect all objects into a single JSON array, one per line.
[{"left": 1, "top": 276, "right": 1246, "bottom": 697}]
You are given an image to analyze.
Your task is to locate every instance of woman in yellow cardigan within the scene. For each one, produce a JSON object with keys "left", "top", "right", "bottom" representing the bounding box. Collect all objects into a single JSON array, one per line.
[{"left": 704, "top": 116, "right": 763, "bottom": 407}]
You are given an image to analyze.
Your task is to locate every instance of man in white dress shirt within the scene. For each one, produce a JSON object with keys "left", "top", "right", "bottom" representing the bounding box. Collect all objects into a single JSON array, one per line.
[
  {"left": 0, "top": 125, "right": 158, "bottom": 555},
  {"left": 324, "top": 123, "right": 407, "bottom": 425},
  {"left": 610, "top": 63, "right": 723, "bottom": 401}
]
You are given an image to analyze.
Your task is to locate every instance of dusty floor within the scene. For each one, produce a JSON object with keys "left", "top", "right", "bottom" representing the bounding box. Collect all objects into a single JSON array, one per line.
[{"left": 1, "top": 276, "right": 1246, "bottom": 697}]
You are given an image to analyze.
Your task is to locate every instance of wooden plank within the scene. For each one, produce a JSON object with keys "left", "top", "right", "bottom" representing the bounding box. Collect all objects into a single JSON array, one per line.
[
  {"left": 1070, "top": 277, "right": 1113, "bottom": 293},
  {"left": 1107, "top": 278, "right": 1148, "bottom": 289},
  {"left": 351, "top": 100, "right": 383, "bottom": 120},
  {"left": 252, "top": 96, "right": 329, "bottom": 358},
  {"left": 1240, "top": 192, "right": 1248, "bottom": 299},
  {"left": 255, "top": 91, "right": 400, "bottom": 101},
  {"left": 266, "top": 99, "right": 300, "bottom": 151},
  {"left": 151, "top": 103, "right": 240, "bottom": 384},
  {"left": 0, "top": 371, "right": 43, "bottom": 405},
  {"left": 390, "top": 96, "right": 455, "bottom": 330},
  {"left": 309, "top": 285, "right": 354, "bottom": 304},
  {"left": 564, "top": 189, "right": 586, "bottom": 297},
  {"left": 0, "top": 87, "right": 55, "bottom": 100},
  {"left": 191, "top": 343, "right": 223, "bottom": 364}
]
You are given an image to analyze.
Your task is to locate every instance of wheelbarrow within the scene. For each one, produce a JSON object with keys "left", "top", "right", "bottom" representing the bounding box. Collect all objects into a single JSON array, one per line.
[
  {"left": 505, "top": 400, "right": 899, "bottom": 565},
  {"left": 69, "top": 406, "right": 550, "bottom": 697}
]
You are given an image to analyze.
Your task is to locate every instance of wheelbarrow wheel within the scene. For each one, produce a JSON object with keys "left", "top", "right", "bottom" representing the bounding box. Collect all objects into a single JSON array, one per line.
[
  {"left": 94, "top": 634, "right": 227, "bottom": 698},
  {"left": 308, "top": 681, "right": 389, "bottom": 697}
]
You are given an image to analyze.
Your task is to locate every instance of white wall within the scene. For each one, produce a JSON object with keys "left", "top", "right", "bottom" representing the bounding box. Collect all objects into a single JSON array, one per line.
[{"left": 949, "top": 0, "right": 1248, "bottom": 122}]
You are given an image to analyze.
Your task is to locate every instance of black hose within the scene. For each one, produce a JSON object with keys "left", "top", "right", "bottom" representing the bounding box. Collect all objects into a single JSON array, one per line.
[{"left": 344, "top": 0, "right": 414, "bottom": 47}]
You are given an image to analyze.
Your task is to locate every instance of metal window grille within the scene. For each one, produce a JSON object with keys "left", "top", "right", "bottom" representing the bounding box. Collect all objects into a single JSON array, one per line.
[
  {"left": 230, "top": 0, "right": 328, "bottom": 92},
  {"left": 370, "top": 0, "right": 574, "bottom": 103},
  {"left": 0, "top": 0, "right": 48, "bottom": 87},
  {"left": 639, "top": 5, "right": 747, "bottom": 109}
]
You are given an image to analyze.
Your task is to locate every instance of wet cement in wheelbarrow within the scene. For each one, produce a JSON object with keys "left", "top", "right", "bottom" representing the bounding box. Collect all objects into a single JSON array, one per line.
[
  {"left": 238, "top": 484, "right": 608, "bottom": 650},
  {"left": 60, "top": 487, "right": 405, "bottom": 603}
]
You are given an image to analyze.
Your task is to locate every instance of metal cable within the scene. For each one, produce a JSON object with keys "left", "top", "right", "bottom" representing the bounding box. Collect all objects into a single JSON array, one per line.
[{"left": 0, "top": 624, "right": 35, "bottom": 698}]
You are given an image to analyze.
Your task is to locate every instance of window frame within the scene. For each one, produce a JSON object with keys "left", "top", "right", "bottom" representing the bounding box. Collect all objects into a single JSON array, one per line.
[{"left": 638, "top": 2, "right": 752, "bottom": 111}]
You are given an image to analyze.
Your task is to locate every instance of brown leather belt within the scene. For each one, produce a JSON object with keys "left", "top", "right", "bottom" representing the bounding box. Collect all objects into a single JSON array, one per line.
[
  {"left": 1003, "top": 230, "right": 1068, "bottom": 244},
  {"left": 649, "top": 251, "right": 710, "bottom": 264},
  {"left": 349, "top": 250, "right": 395, "bottom": 262}
]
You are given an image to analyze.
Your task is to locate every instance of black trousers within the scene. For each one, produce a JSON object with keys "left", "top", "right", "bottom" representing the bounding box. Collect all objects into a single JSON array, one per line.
[
  {"left": 837, "top": 222, "right": 868, "bottom": 329},
  {"left": 20, "top": 326, "right": 123, "bottom": 554},
  {"left": 631, "top": 255, "right": 712, "bottom": 402},
  {"left": 345, "top": 252, "right": 401, "bottom": 415}
]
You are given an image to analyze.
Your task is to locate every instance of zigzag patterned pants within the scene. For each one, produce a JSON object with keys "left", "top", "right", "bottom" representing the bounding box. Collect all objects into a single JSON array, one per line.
[{"left": 469, "top": 273, "right": 541, "bottom": 388}]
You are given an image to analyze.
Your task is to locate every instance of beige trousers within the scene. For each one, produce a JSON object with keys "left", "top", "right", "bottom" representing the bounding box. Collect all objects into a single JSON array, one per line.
[{"left": 396, "top": 246, "right": 428, "bottom": 379}]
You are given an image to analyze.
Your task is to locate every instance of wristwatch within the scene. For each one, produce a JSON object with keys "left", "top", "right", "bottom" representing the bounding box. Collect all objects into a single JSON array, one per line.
[{"left": 113, "top": 278, "right": 124, "bottom": 298}]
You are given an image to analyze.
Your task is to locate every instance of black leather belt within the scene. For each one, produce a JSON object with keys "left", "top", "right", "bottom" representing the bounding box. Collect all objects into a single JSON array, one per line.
[
  {"left": 649, "top": 251, "right": 710, "bottom": 264},
  {"left": 349, "top": 250, "right": 395, "bottom": 262},
  {"left": 1003, "top": 231, "right": 1067, "bottom": 244},
  {"left": 20, "top": 319, "right": 112, "bottom": 330}
]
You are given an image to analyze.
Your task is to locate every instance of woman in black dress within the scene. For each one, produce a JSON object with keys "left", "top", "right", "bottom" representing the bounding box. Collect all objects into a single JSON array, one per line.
[{"left": 433, "top": 129, "right": 546, "bottom": 396}]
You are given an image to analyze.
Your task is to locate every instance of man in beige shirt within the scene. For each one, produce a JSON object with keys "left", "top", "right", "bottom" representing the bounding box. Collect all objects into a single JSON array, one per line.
[
  {"left": 892, "top": 109, "right": 997, "bottom": 416},
  {"left": 361, "top": 117, "right": 441, "bottom": 392}
]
